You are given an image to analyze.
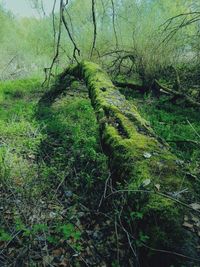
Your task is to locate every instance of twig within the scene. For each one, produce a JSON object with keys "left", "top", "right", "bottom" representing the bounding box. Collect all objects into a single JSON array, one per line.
[
  {"left": 117, "top": 201, "right": 139, "bottom": 265},
  {"left": 42, "top": 0, "right": 63, "bottom": 86},
  {"left": 98, "top": 172, "right": 112, "bottom": 210},
  {"left": 187, "top": 119, "right": 200, "bottom": 139},
  {"left": 111, "top": 0, "right": 118, "bottom": 49},
  {"left": 97, "top": 210, "right": 200, "bottom": 263},
  {"left": 105, "top": 189, "right": 200, "bottom": 214},
  {"left": 1, "top": 56, "right": 17, "bottom": 77},
  {"left": 67, "top": 242, "right": 90, "bottom": 267},
  {"left": 161, "top": 12, "right": 200, "bottom": 44},
  {"left": 61, "top": 7, "right": 80, "bottom": 62},
  {"left": 52, "top": 0, "right": 57, "bottom": 50},
  {"left": 166, "top": 139, "right": 200, "bottom": 146}
]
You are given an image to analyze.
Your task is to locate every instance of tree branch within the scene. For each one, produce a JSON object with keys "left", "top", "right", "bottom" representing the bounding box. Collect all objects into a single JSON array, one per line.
[
  {"left": 111, "top": 0, "right": 118, "bottom": 49},
  {"left": 90, "top": 0, "right": 97, "bottom": 58}
]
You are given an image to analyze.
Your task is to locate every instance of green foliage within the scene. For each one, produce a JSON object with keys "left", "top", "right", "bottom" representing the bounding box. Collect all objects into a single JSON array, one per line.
[
  {"left": 59, "top": 223, "right": 81, "bottom": 240},
  {"left": 38, "top": 89, "right": 108, "bottom": 193},
  {"left": 13, "top": 217, "right": 81, "bottom": 249},
  {"left": 1, "top": 0, "right": 200, "bottom": 82},
  {"left": 73, "top": 62, "right": 200, "bottom": 264},
  {"left": 0, "top": 228, "right": 12, "bottom": 242},
  {"left": 138, "top": 96, "right": 200, "bottom": 164},
  {"left": 0, "top": 75, "right": 108, "bottom": 193},
  {"left": 58, "top": 223, "right": 82, "bottom": 251},
  {"left": 0, "top": 76, "right": 107, "bottom": 264},
  {"left": 112, "top": 261, "right": 120, "bottom": 267},
  {"left": 0, "top": 2, "right": 199, "bottom": 264},
  {"left": 136, "top": 231, "right": 150, "bottom": 247},
  {"left": 0, "top": 4, "right": 53, "bottom": 79},
  {"left": 0, "top": 78, "right": 44, "bottom": 188},
  {"left": 130, "top": 211, "right": 143, "bottom": 220},
  {"left": 32, "top": 224, "right": 48, "bottom": 234}
]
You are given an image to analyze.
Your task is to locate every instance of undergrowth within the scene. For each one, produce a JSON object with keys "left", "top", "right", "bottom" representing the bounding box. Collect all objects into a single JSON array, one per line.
[
  {"left": 0, "top": 77, "right": 108, "bottom": 266},
  {"left": 1, "top": 76, "right": 199, "bottom": 266}
]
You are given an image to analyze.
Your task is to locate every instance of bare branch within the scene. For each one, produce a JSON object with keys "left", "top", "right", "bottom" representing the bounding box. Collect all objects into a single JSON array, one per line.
[
  {"left": 161, "top": 11, "right": 200, "bottom": 43},
  {"left": 52, "top": 0, "right": 57, "bottom": 51},
  {"left": 61, "top": 4, "right": 80, "bottom": 62},
  {"left": 111, "top": 0, "right": 118, "bottom": 49},
  {"left": 90, "top": 0, "right": 97, "bottom": 58},
  {"left": 42, "top": 0, "right": 63, "bottom": 86}
]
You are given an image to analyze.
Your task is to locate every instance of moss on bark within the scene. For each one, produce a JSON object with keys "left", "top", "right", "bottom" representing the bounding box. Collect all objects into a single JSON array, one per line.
[{"left": 65, "top": 61, "right": 200, "bottom": 266}]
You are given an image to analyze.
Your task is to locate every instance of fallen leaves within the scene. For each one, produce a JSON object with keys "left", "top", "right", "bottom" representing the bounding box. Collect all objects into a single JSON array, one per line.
[
  {"left": 182, "top": 222, "right": 194, "bottom": 230},
  {"left": 143, "top": 152, "right": 152, "bottom": 159},
  {"left": 142, "top": 179, "right": 151, "bottom": 187},
  {"left": 155, "top": 184, "right": 160, "bottom": 191},
  {"left": 190, "top": 203, "right": 200, "bottom": 211},
  {"left": 183, "top": 212, "right": 200, "bottom": 238}
]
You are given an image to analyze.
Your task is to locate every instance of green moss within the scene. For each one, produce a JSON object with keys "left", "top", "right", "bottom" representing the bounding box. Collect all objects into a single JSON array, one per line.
[
  {"left": 70, "top": 80, "right": 80, "bottom": 90},
  {"left": 144, "top": 194, "right": 175, "bottom": 214},
  {"left": 66, "top": 61, "right": 199, "bottom": 262},
  {"left": 65, "top": 62, "right": 194, "bottom": 193}
]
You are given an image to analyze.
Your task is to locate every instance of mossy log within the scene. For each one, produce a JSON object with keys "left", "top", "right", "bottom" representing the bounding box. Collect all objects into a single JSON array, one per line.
[{"left": 65, "top": 61, "right": 200, "bottom": 266}]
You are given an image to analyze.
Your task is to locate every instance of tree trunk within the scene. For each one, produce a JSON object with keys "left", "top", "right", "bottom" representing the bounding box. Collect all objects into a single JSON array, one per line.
[{"left": 65, "top": 61, "right": 200, "bottom": 266}]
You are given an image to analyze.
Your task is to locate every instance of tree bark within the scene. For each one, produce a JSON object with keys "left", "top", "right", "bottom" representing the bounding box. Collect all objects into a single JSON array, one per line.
[{"left": 64, "top": 61, "right": 200, "bottom": 266}]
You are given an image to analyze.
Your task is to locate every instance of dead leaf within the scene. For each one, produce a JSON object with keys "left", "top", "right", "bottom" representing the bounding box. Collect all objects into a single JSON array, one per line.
[
  {"left": 191, "top": 215, "right": 199, "bottom": 223},
  {"left": 43, "top": 255, "right": 54, "bottom": 265},
  {"left": 143, "top": 152, "right": 152, "bottom": 159},
  {"left": 28, "top": 154, "right": 35, "bottom": 160},
  {"left": 190, "top": 203, "right": 200, "bottom": 210},
  {"left": 182, "top": 222, "right": 193, "bottom": 229},
  {"left": 52, "top": 248, "right": 63, "bottom": 257},
  {"left": 155, "top": 184, "right": 160, "bottom": 191},
  {"left": 142, "top": 179, "right": 151, "bottom": 187},
  {"left": 59, "top": 258, "right": 69, "bottom": 267}
]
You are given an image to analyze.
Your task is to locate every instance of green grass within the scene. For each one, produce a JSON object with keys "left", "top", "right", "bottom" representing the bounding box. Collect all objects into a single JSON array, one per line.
[
  {"left": 0, "top": 78, "right": 44, "bottom": 187},
  {"left": 37, "top": 93, "right": 108, "bottom": 196},
  {"left": 0, "top": 76, "right": 199, "bottom": 266},
  {"left": 0, "top": 77, "right": 108, "bottom": 266},
  {"left": 0, "top": 77, "right": 107, "bottom": 192}
]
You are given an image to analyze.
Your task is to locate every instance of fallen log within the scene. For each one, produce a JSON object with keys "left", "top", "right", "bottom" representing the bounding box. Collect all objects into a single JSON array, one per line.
[
  {"left": 155, "top": 79, "right": 200, "bottom": 107},
  {"left": 65, "top": 61, "right": 200, "bottom": 266}
]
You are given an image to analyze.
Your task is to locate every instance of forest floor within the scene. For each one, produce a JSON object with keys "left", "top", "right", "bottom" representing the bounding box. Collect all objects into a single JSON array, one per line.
[
  {"left": 0, "top": 77, "right": 199, "bottom": 266},
  {"left": 0, "top": 78, "right": 111, "bottom": 266},
  {"left": 120, "top": 87, "right": 200, "bottom": 174}
]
